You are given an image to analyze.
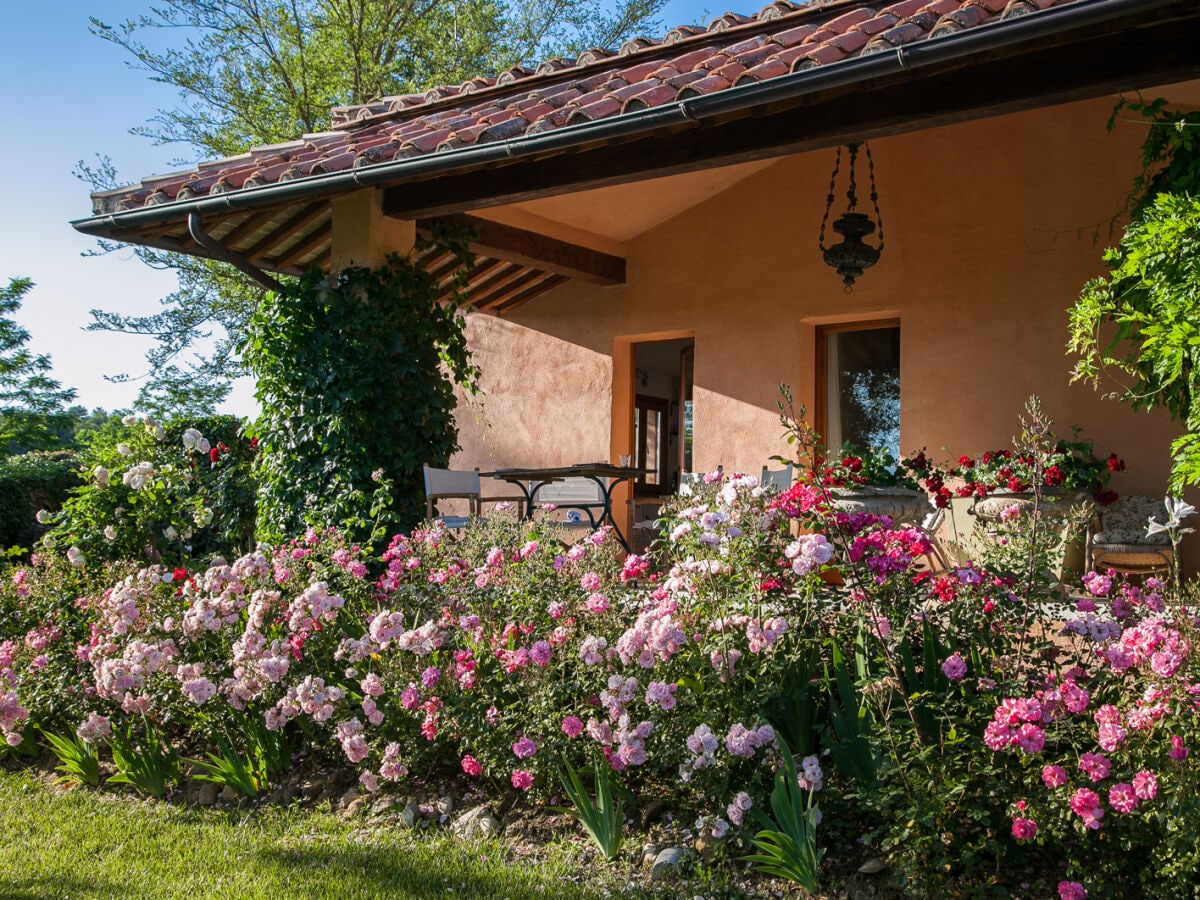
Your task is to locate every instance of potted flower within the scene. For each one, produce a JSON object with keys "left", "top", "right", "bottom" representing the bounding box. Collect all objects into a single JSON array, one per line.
[{"left": 800, "top": 445, "right": 938, "bottom": 526}]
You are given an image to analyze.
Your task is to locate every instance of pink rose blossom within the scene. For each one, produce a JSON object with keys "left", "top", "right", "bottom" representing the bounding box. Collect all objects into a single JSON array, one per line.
[
  {"left": 941, "top": 653, "right": 967, "bottom": 681},
  {"left": 512, "top": 736, "right": 537, "bottom": 759},
  {"left": 461, "top": 755, "right": 482, "bottom": 776},
  {"left": 1058, "top": 882, "right": 1088, "bottom": 900},
  {"left": 1011, "top": 817, "right": 1038, "bottom": 840},
  {"left": 1079, "top": 752, "right": 1111, "bottom": 782},
  {"left": 510, "top": 769, "right": 533, "bottom": 790},
  {"left": 1132, "top": 769, "right": 1158, "bottom": 801},
  {"left": 1169, "top": 735, "right": 1189, "bottom": 760},
  {"left": 1042, "top": 765, "right": 1068, "bottom": 789},
  {"left": 562, "top": 716, "right": 584, "bottom": 738},
  {"left": 1108, "top": 782, "right": 1138, "bottom": 813},
  {"left": 1069, "top": 788, "right": 1104, "bottom": 829}
]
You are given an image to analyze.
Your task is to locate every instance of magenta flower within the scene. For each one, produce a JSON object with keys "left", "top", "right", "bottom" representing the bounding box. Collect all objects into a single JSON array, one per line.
[
  {"left": 511, "top": 769, "right": 533, "bottom": 790},
  {"left": 1016, "top": 723, "right": 1045, "bottom": 753},
  {"left": 1108, "top": 782, "right": 1138, "bottom": 814},
  {"left": 1069, "top": 788, "right": 1104, "bottom": 829},
  {"left": 512, "top": 736, "right": 537, "bottom": 759},
  {"left": 1042, "top": 765, "right": 1068, "bottom": 789},
  {"left": 561, "top": 716, "right": 584, "bottom": 738},
  {"left": 580, "top": 572, "right": 602, "bottom": 592},
  {"left": 1132, "top": 770, "right": 1158, "bottom": 801},
  {"left": 1011, "top": 817, "right": 1038, "bottom": 840},
  {"left": 941, "top": 653, "right": 967, "bottom": 681},
  {"left": 461, "top": 755, "right": 482, "bottom": 777},
  {"left": 1079, "top": 752, "right": 1111, "bottom": 782},
  {"left": 1169, "top": 735, "right": 1189, "bottom": 760},
  {"left": 1058, "top": 882, "right": 1088, "bottom": 900}
]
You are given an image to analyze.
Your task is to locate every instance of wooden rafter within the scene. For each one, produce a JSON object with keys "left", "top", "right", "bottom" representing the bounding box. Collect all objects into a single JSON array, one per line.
[
  {"left": 269, "top": 221, "right": 332, "bottom": 269},
  {"left": 243, "top": 202, "right": 329, "bottom": 262},
  {"left": 492, "top": 274, "right": 568, "bottom": 312}
]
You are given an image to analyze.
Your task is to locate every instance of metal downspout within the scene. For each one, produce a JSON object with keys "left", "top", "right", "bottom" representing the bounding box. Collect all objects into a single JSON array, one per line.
[{"left": 187, "top": 212, "right": 287, "bottom": 292}]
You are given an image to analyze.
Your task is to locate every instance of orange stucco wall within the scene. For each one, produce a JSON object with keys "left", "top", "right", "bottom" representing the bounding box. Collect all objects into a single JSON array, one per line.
[{"left": 448, "top": 89, "right": 1196, "bottom": 567}]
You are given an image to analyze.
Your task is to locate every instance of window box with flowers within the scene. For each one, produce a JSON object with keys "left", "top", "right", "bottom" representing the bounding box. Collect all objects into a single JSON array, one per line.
[{"left": 803, "top": 446, "right": 936, "bottom": 527}]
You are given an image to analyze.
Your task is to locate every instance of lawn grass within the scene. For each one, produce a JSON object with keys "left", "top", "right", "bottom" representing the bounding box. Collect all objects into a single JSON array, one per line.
[{"left": 0, "top": 770, "right": 685, "bottom": 900}]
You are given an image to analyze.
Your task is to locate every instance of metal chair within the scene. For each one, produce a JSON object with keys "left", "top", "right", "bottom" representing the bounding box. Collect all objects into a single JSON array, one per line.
[
  {"left": 533, "top": 476, "right": 607, "bottom": 530},
  {"left": 423, "top": 465, "right": 482, "bottom": 530},
  {"left": 1088, "top": 495, "right": 1174, "bottom": 577},
  {"left": 760, "top": 464, "right": 794, "bottom": 491}
]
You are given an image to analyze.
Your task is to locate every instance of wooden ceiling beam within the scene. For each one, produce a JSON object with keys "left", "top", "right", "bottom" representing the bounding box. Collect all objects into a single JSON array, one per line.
[{"left": 412, "top": 213, "right": 624, "bottom": 286}]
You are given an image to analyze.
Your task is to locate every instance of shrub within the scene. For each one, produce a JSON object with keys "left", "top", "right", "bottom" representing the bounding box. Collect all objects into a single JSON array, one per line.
[{"left": 0, "top": 451, "right": 79, "bottom": 552}]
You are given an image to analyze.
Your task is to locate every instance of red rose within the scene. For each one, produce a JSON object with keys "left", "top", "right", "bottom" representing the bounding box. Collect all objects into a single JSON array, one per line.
[
  {"left": 957, "top": 455, "right": 974, "bottom": 468},
  {"left": 1043, "top": 465, "right": 1065, "bottom": 487},
  {"left": 1107, "top": 454, "right": 1125, "bottom": 473}
]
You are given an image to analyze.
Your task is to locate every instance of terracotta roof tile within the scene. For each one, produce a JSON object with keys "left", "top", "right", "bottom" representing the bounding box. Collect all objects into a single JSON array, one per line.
[{"left": 91, "top": 0, "right": 1091, "bottom": 214}]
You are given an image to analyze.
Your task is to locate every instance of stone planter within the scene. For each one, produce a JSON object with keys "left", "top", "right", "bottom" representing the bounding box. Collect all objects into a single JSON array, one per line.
[
  {"left": 829, "top": 486, "right": 931, "bottom": 526},
  {"left": 957, "top": 490, "right": 1094, "bottom": 580}
]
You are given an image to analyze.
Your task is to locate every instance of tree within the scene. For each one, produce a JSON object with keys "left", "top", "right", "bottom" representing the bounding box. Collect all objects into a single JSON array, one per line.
[
  {"left": 0, "top": 279, "right": 78, "bottom": 456},
  {"left": 81, "top": 0, "right": 667, "bottom": 410},
  {"left": 1068, "top": 98, "right": 1200, "bottom": 491}
]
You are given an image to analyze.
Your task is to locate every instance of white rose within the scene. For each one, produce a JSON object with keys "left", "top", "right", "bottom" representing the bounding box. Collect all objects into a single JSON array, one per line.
[
  {"left": 181, "top": 428, "right": 202, "bottom": 451},
  {"left": 104, "top": 525, "right": 117, "bottom": 541},
  {"left": 193, "top": 507, "right": 214, "bottom": 527},
  {"left": 152, "top": 425, "right": 166, "bottom": 440},
  {"left": 67, "top": 547, "right": 85, "bottom": 567},
  {"left": 163, "top": 526, "right": 179, "bottom": 541},
  {"left": 35, "top": 509, "right": 51, "bottom": 524},
  {"left": 93, "top": 465, "right": 110, "bottom": 487},
  {"left": 196, "top": 438, "right": 211, "bottom": 454},
  {"left": 42, "top": 533, "right": 56, "bottom": 549},
  {"left": 117, "top": 443, "right": 133, "bottom": 456},
  {"left": 121, "top": 415, "right": 138, "bottom": 426}
]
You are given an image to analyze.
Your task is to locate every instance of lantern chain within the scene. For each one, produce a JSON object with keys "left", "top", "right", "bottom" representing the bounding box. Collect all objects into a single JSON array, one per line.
[
  {"left": 817, "top": 144, "right": 842, "bottom": 252},
  {"left": 865, "top": 142, "right": 884, "bottom": 251}
]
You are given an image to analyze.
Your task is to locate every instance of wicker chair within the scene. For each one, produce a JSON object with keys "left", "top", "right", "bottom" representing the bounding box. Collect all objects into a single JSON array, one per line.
[{"left": 1088, "top": 495, "right": 1174, "bottom": 577}]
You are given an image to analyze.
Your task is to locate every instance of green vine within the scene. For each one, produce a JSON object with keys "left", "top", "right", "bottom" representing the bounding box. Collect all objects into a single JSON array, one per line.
[
  {"left": 243, "top": 227, "right": 478, "bottom": 543},
  {"left": 1067, "top": 97, "right": 1200, "bottom": 491}
]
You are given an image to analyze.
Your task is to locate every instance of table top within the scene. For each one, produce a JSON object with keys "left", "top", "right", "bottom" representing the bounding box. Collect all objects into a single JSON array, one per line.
[{"left": 482, "top": 463, "right": 646, "bottom": 480}]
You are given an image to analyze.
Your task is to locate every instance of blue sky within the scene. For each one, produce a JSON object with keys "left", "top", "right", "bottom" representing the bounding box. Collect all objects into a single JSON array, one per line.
[{"left": 0, "top": 0, "right": 742, "bottom": 415}]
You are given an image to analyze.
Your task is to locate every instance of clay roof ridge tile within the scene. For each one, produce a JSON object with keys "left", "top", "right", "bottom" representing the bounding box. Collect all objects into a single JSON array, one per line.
[
  {"left": 619, "top": 36, "right": 660, "bottom": 55},
  {"left": 930, "top": 3, "right": 992, "bottom": 33}
]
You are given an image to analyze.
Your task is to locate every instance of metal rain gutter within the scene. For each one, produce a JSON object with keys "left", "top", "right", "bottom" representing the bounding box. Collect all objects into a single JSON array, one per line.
[{"left": 71, "top": 0, "right": 1186, "bottom": 238}]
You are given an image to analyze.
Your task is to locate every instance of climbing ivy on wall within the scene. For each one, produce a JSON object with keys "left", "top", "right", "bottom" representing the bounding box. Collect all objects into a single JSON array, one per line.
[
  {"left": 1068, "top": 97, "right": 1200, "bottom": 491},
  {"left": 243, "top": 229, "right": 478, "bottom": 542}
]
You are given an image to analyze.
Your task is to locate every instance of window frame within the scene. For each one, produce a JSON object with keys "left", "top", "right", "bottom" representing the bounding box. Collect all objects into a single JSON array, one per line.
[{"left": 814, "top": 318, "right": 901, "bottom": 458}]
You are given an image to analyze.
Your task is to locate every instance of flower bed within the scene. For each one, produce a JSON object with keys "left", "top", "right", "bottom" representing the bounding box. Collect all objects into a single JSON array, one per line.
[{"left": 1, "top": 410, "right": 1197, "bottom": 898}]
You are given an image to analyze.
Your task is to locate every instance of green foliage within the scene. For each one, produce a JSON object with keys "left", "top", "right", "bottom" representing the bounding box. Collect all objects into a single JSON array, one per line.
[
  {"left": 188, "top": 738, "right": 266, "bottom": 799},
  {"left": 108, "top": 719, "right": 180, "bottom": 799},
  {"left": 824, "top": 640, "right": 880, "bottom": 790},
  {"left": 744, "top": 737, "right": 824, "bottom": 891},
  {"left": 0, "top": 278, "right": 78, "bottom": 456},
  {"left": 1068, "top": 100, "right": 1200, "bottom": 491},
  {"left": 40, "top": 730, "right": 101, "bottom": 788},
  {"left": 243, "top": 244, "right": 478, "bottom": 541},
  {"left": 553, "top": 759, "right": 626, "bottom": 861},
  {"left": 0, "top": 451, "right": 80, "bottom": 552}
]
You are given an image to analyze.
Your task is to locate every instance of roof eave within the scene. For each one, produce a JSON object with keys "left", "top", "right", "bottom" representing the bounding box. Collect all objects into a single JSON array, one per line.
[{"left": 71, "top": 0, "right": 1196, "bottom": 241}]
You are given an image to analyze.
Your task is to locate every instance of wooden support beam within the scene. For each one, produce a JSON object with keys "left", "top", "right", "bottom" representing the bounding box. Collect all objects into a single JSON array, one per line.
[{"left": 413, "top": 213, "right": 625, "bottom": 286}]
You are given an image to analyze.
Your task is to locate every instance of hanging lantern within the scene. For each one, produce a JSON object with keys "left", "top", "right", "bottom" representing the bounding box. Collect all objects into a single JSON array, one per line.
[{"left": 818, "top": 142, "right": 885, "bottom": 292}]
